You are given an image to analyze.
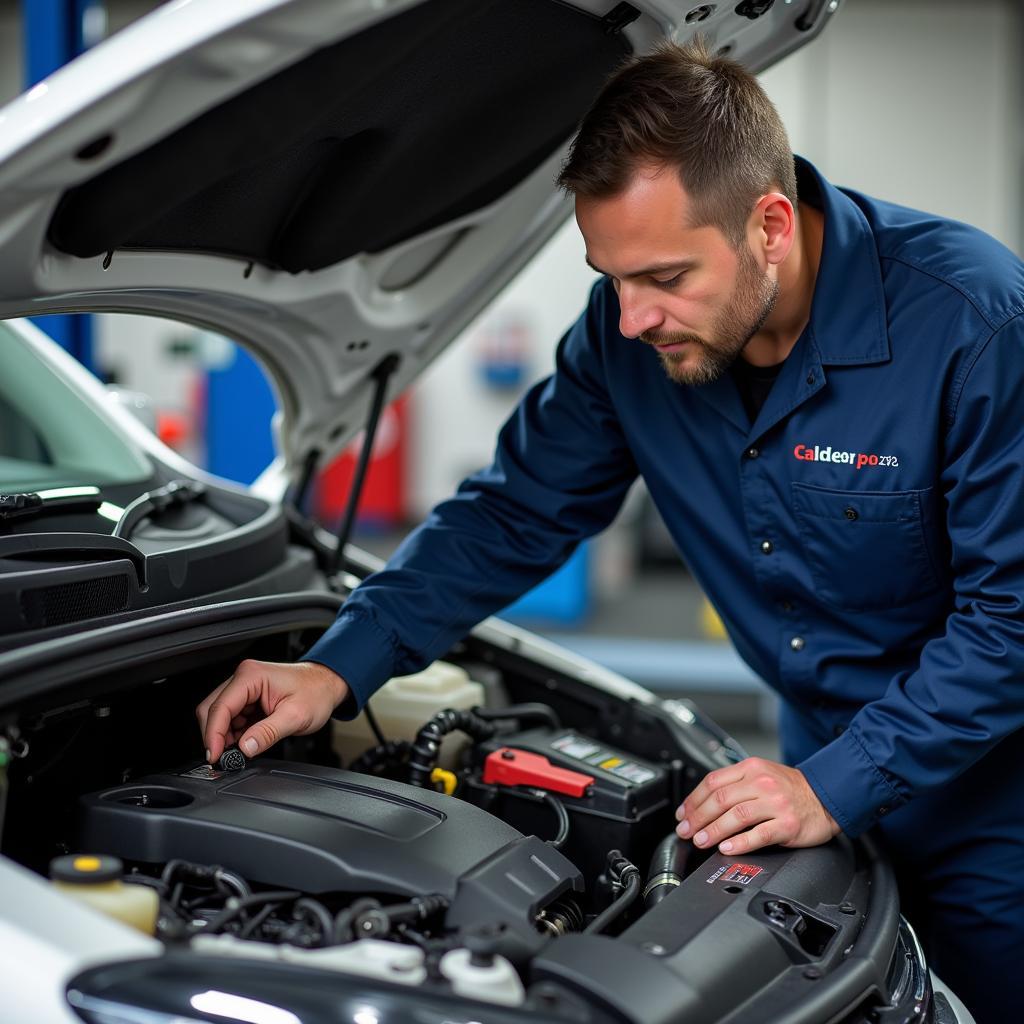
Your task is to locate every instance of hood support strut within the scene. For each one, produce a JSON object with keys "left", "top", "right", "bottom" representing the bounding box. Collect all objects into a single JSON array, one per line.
[{"left": 328, "top": 354, "right": 401, "bottom": 578}]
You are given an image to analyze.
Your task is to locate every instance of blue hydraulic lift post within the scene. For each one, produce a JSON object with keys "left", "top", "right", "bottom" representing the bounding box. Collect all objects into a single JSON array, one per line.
[{"left": 22, "top": 0, "right": 105, "bottom": 373}]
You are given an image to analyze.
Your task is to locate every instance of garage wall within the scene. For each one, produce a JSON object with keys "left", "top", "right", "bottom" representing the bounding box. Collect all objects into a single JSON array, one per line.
[{"left": 760, "top": 0, "right": 1023, "bottom": 251}]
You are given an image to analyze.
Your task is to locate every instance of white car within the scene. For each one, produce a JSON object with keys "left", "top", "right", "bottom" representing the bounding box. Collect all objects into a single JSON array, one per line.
[{"left": 0, "top": 1, "right": 971, "bottom": 1022}]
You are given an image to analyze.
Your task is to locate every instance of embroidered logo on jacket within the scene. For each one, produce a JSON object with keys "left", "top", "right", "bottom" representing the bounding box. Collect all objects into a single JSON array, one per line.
[{"left": 793, "top": 444, "right": 899, "bottom": 469}]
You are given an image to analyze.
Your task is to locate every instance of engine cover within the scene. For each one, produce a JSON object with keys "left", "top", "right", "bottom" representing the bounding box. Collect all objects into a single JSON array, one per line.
[{"left": 78, "top": 759, "right": 581, "bottom": 947}]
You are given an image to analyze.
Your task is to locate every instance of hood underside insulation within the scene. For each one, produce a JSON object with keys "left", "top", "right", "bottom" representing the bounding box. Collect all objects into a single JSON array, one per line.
[{"left": 48, "top": 0, "right": 632, "bottom": 274}]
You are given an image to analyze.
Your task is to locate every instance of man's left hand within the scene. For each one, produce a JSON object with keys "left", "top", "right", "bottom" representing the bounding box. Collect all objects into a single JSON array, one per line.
[{"left": 676, "top": 757, "right": 841, "bottom": 855}]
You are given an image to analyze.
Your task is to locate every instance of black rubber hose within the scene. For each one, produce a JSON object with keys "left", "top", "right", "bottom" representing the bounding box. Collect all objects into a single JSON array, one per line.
[
  {"left": 199, "top": 890, "right": 301, "bottom": 936},
  {"left": 471, "top": 702, "right": 562, "bottom": 732},
  {"left": 584, "top": 873, "right": 641, "bottom": 936},
  {"left": 644, "top": 833, "right": 691, "bottom": 909},
  {"left": 349, "top": 739, "right": 410, "bottom": 775},
  {"left": 408, "top": 708, "right": 497, "bottom": 788}
]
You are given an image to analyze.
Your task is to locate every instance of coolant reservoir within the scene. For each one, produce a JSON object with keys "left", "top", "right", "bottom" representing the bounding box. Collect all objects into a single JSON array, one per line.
[
  {"left": 50, "top": 854, "right": 158, "bottom": 935},
  {"left": 333, "top": 660, "right": 484, "bottom": 769}
]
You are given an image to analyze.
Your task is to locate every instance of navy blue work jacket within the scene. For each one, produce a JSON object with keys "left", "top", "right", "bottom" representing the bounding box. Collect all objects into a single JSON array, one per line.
[{"left": 305, "top": 158, "right": 1024, "bottom": 838}]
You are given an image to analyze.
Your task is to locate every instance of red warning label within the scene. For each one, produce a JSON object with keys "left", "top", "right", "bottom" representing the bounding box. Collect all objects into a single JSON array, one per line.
[{"left": 707, "top": 862, "right": 765, "bottom": 885}]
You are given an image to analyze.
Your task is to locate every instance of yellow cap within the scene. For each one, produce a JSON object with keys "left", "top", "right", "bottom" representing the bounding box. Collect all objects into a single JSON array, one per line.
[{"left": 50, "top": 853, "right": 122, "bottom": 884}]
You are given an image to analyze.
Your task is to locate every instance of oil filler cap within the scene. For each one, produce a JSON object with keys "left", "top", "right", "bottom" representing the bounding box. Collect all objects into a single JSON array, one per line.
[
  {"left": 218, "top": 745, "right": 247, "bottom": 772},
  {"left": 50, "top": 853, "right": 123, "bottom": 884}
]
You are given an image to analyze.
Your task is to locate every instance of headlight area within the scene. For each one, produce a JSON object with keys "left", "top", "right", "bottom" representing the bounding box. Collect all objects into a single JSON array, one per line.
[{"left": 0, "top": 599, "right": 936, "bottom": 1024}]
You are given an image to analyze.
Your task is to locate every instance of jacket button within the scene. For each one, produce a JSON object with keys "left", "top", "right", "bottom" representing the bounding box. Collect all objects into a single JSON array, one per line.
[
  {"left": 779, "top": 600, "right": 793, "bottom": 612},
  {"left": 761, "top": 540, "right": 774, "bottom": 554},
  {"left": 878, "top": 805, "right": 890, "bottom": 817},
  {"left": 844, "top": 507, "right": 859, "bottom": 521},
  {"left": 746, "top": 447, "right": 760, "bottom": 459},
  {"left": 806, "top": 372, "right": 816, "bottom": 386},
  {"left": 833, "top": 724, "right": 846, "bottom": 738},
  {"left": 790, "top": 636, "right": 805, "bottom": 651}
]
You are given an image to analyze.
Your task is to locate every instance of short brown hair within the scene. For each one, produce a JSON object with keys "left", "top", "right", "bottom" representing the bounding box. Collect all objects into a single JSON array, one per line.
[{"left": 558, "top": 38, "right": 797, "bottom": 246}]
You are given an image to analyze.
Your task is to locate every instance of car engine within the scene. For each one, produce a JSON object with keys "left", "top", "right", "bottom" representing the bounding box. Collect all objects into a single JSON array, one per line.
[{"left": 0, "top": 624, "right": 928, "bottom": 1024}]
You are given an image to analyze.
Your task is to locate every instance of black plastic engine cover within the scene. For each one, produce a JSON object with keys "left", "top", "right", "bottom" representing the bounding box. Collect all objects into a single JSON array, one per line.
[{"left": 78, "top": 759, "right": 581, "bottom": 945}]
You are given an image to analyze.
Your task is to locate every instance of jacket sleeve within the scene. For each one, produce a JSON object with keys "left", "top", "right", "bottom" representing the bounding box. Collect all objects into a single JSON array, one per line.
[
  {"left": 301, "top": 280, "right": 638, "bottom": 717},
  {"left": 798, "top": 313, "right": 1024, "bottom": 835}
]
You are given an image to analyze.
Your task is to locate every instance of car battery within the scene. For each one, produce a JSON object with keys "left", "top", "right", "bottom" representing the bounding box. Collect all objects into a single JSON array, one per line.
[{"left": 461, "top": 727, "right": 672, "bottom": 888}]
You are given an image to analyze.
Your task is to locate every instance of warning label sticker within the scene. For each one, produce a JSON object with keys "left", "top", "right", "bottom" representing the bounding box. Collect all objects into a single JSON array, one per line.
[
  {"left": 610, "top": 761, "right": 657, "bottom": 784},
  {"left": 179, "top": 764, "right": 226, "bottom": 781},
  {"left": 551, "top": 734, "right": 601, "bottom": 761},
  {"left": 550, "top": 734, "right": 658, "bottom": 786},
  {"left": 707, "top": 862, "right": 765, "bottom": 885}
]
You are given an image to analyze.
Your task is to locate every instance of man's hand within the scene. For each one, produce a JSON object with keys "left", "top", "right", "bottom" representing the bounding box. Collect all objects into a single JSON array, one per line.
[
  {"left": 675, "top": 757, "right": 840, "bottom": 855},
  {"left": 196, "top": 659, "right": 349, "bottom": 763}
]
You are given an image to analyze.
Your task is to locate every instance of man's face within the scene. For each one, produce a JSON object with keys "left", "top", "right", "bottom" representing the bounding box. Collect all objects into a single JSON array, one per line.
[{"left": 576, "top": 165, "right": 778, "bottom": 385}]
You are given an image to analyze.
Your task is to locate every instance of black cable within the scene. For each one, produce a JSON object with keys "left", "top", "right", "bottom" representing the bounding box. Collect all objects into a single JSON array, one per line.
[
  {"left": 498, "top": 786, "right": 571, "bottom": 849},
  {"left": 214, "top": 868, "right": 251, "bottom": 901},
  {"left": 540, "top": 791, "right": 571, "bottom": 849},
  {"left": 199, "top": 890, "right": 301, "bottom": 936},
  {"left": 329, "top": 354, "right": 401, "bottom": 576},
  {"left": 294, "top": 898, "right": 336, "bottom": 947},
  {"left": 238, "top": 902, "right": 276, "bottom": 939},
  {"left": 584, "top": 852, "right": 641, "bottom": 936},
  {"left": 348, "top": 739, "right": 410, "bottom": 775},
  {"left": 471, "top": 702, "right": 562, "bottom": 732},
  {"left": 363, "top": 701, "right": 387, "bottom": 747}
]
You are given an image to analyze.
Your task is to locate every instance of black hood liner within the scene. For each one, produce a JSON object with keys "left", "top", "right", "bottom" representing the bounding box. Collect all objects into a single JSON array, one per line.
[{"left": 48, "top": 0, "right": 632, "bottom": 275}]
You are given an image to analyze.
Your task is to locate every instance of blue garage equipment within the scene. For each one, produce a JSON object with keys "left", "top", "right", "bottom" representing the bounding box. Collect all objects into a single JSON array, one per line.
[{"left": 22, "top": 0, "right": 105, "bottom": 372}]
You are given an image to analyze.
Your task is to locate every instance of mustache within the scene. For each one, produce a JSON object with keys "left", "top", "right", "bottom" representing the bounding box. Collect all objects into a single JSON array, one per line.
[{"left": 640, "top": 330, "right": 707, "bottom": 348}]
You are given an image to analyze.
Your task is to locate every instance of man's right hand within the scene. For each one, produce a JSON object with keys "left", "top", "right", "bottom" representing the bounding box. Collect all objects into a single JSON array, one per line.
[{"left": 196, "top": 659, "right": 349, "bottom": 763}]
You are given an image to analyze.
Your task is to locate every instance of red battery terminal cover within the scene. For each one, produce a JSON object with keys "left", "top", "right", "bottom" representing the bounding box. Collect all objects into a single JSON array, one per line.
[{"left": 483, "top": 747, "right": 595, "bottom": 798}]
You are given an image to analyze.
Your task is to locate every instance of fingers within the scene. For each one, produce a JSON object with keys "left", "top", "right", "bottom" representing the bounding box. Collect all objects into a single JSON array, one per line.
[
  {"left": 236, "top": 699, "right": 312, "bottom": 758},
  {"left": 679, "top": 763, "right": 747, "bottom": 822},
  {"left": 676, "top": 759, "right": 765, "bottom": 841},
  {"left": 674, "top": 758, "right": 842, "bottom": 855},
  {"left": 196, "top": 674, "right": 233, "bottom": 762},
  {"left": 196, "top": 660, "right": 351, "bottom": 764},
  {"left": 716, "top": 820, "right": 788, "bottom": 856},
  {"left": 198, "top": 666, "right": 262, "bottom": 763},
  {"left": 693, "top": 801, "right": 800, "bottom": 853}
]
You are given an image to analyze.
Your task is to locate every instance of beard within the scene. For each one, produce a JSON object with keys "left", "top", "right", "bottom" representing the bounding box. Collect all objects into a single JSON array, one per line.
[{"left": 641, "top": 246, "right": 779, "bottom": 386}]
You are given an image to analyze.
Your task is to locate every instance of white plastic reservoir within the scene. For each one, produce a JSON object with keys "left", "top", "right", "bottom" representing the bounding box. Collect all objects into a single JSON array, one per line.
[{"left": 332, "top": 660, "right": 485, "bottom": 769}]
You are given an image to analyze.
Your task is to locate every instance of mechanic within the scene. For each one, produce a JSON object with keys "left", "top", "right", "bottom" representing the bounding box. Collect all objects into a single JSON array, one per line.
[{"left": 198, "top": 41, "right": 1024, "bottom": 1021}]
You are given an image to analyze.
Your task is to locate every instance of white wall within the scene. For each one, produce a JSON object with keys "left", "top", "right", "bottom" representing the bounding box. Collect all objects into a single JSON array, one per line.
[{"left": 759, "top": 0, "right": 1022, "bottom": 250}]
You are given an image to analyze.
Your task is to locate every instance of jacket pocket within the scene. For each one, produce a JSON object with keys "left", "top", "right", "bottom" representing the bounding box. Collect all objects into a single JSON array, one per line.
[{"left": 791, "top": 482, "right": 941, "bottom": 611}]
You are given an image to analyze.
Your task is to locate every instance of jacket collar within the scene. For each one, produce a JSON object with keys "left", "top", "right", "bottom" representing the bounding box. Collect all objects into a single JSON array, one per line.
[{"left": 797, "top": 156, "right": 890, "bottom": 366}]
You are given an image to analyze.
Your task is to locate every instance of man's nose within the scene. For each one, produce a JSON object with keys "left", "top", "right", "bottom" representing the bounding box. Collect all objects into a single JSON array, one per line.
[{"left": 618, "top": 285, "right": 664, "bottom": 339}]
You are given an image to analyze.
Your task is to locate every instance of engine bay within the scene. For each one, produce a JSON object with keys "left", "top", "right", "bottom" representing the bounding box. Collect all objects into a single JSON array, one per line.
[{"left": 0, "top": 605, "right": 917, "bottom": 1024}]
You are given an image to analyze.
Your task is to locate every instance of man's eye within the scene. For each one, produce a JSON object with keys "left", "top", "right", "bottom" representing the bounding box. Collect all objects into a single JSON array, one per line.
[{"left": 654, "top": 273, "right": 684, "bottom": 288}]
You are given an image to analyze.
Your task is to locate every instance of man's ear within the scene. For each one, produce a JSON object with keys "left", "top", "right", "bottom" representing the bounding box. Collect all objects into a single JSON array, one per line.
[{"left": 750, "top": 192, "right": 796, "bottom": 267}]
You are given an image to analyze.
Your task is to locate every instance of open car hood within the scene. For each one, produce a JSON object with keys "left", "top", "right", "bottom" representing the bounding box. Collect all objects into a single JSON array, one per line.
[{"left": 0, "top": 0, "right": 841, "bottom": 488}]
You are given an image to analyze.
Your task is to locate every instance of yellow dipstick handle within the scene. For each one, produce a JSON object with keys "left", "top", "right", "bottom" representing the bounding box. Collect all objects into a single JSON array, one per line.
[{"left": 431, "top": 768, "right": 457, "bottom": 795}]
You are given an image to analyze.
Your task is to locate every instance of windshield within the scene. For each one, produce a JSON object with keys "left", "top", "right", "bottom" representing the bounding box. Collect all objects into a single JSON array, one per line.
[{"left": 0, "top": 321, "right": 152, "bottom": 492}]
